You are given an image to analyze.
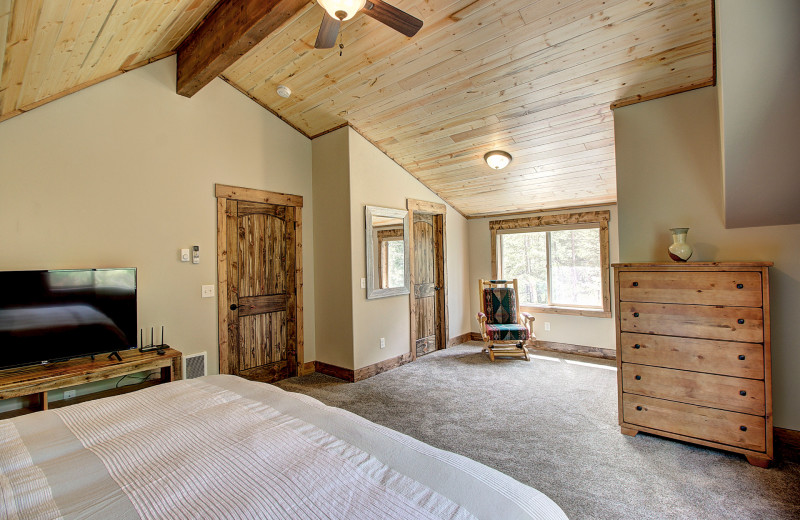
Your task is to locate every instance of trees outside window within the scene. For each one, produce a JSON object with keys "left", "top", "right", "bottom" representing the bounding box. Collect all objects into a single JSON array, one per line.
[
  {"left": 490, "top": 211, "right": 611, "bottom": 318},
  {"left": 500, "top": 228, "right": 601, "bottom": 308}
]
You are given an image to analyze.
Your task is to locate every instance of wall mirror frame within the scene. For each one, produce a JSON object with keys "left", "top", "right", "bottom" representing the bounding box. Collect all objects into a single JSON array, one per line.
[{"left": 365, "top": 205, "right": 410, "bottom": 299}]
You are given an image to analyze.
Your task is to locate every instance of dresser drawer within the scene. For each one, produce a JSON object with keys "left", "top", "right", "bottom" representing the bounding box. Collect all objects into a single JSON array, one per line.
[
  {"left": 621, "top": 364, "right": 765, "bottom": 415},
  {"left": 622, "top": 394, "right": 766, "bottom": 452},
  {"left": 619, "top": 271, "right": 762, "bottom": 307},
  {"left": 620, "top": 333, "right": 765, "bottom": 379},
  {"left": 619, "top": 302, "right": 763, "bottom": 342}
]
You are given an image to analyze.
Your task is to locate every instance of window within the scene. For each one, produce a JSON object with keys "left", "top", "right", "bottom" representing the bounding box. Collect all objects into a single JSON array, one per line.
[
  {"left": 381, "top": 239, "right": 405, "bottom": 288},
  {"left": 377, "top": 229, "right": 405, "bottom": 289},
  {"left": 490, "top": 211, "right": 611, "bottom": 318}
]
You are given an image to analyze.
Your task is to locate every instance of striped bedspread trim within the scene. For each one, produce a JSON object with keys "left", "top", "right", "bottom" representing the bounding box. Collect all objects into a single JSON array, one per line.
[{"left": 53, "top": 378, "right": 475, "bottom": 520}]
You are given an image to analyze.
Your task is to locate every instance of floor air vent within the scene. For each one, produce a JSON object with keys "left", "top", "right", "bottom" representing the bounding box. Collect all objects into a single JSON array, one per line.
[{"left": 183, "top": 352, "right": 207, "bottom": 379}]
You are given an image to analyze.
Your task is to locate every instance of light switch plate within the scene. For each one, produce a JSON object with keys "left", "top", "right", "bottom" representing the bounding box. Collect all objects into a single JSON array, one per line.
[
  {"left": 201, "top": 285, "right": 215, "bottom": 298},
  {"left": 361, "top": 278, "right": 366, "bottom": 289},
  {"left": 180, "top": 249, "right": 190, "bottom": 262}
]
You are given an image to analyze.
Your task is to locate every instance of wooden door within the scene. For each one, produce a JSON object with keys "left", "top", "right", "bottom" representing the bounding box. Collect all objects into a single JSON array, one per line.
[
  {"left": 217, "top": 185, "right": 303, "bottom": 383},
  {"left": 413, "top": 213, "right": 437, "bottom": 357}
]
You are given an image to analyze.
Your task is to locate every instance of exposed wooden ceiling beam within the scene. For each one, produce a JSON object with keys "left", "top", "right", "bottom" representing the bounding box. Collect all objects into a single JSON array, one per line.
[{"left": 176, "top": 0, "right": 311, "bottom": 98}]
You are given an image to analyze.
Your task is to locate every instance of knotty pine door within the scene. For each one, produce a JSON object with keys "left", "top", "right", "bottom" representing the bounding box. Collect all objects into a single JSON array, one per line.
[
  {"left": 222, "top": 199, "right": 297, "bottom": 382},
  {"left": 413, "top": 213, "right": 437, "bottom": 357}
]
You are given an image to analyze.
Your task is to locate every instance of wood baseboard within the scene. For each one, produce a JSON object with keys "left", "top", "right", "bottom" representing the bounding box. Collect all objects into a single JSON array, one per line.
[
  {"left": 775, "top": 427, "right": 800, "bottom": 463},
  {"left": 447, "top": 332, "right": 473, "bottom": 347},
  {"left": 297, "top": 361, "right": 316, "bottom": 376},
  {"left": 314, "top": 353, "right": 414, "bottom": 383},
  {"left": 314, "top": 361, "right": 354, "bottom": 382},
  {"left": 354, "top": 353, "right": 412, "bottom": 381},
  {"left": 468, "top": 334, "right": 615, "bottom": 360},
  {"left": 532, "top": 340, "right": 616, "bottom": 360}
]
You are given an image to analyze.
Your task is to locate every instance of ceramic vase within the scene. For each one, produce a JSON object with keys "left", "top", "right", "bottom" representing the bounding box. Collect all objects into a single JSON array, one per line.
[{"left": 668, "top": 227, "right": 693, "bottom": 262}]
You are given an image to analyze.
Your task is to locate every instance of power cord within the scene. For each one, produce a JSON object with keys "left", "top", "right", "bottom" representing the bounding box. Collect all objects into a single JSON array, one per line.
[{"left": 115, "top": 371, "right": 161, "bottom": 389}]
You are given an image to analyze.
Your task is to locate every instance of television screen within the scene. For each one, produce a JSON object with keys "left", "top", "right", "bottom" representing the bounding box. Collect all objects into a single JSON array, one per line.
[{"left": 0, "top": 268, "right": 137, "bottom": 370}]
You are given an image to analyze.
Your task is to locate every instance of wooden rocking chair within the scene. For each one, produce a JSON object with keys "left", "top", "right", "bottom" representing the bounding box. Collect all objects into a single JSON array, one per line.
[{"left": 476, "top": 279, "right": 535, "bottom": 361}]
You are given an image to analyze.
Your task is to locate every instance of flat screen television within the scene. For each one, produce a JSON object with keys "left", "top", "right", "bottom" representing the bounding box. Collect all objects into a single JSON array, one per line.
[{"left": 0, "top": 268, "right": 137, "bottom": 370}]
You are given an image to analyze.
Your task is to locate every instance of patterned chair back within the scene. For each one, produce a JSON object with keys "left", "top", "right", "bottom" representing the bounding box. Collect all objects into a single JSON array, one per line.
[{"left": 483, "top": 287, "right": 518, "bottom": 325}]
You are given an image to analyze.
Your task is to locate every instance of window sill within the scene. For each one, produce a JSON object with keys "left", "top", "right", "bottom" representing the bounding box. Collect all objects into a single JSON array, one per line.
[{"left": 521, "top": 305, "right": 611, "bottom": 318}]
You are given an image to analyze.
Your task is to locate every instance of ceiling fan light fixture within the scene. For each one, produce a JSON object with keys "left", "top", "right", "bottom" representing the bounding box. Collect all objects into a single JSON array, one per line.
[
  {"left": 317, "top": 0, "right": 366, "bottom": 21},
  {"left": 484, "top": 150, "right": 512, "bottom": 170}
]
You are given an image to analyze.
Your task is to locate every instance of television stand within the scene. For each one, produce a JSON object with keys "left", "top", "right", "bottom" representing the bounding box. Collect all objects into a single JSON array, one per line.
[{"left": 0, "top": 347, "right": 182, "bottom": 420}]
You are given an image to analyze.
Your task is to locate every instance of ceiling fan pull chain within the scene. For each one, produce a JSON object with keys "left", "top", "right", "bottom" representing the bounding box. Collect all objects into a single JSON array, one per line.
[{"left": 339, "top": 31, "right": 344, "bottom": 57}]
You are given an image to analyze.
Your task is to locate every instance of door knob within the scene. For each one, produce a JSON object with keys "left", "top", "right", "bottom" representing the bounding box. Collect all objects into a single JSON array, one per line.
[
  {"left": 434, "top": 286, "right": 440, "bottom": 291},
  {"left": 230, "top": 304, "right": 239, "bottom": 310}
]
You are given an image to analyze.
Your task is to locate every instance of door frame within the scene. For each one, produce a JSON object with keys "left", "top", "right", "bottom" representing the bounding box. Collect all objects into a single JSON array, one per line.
[
  {"left": 407, "top": 199, "right": 448, "bottom": 361},
  {"left": 215, "top": 184, "right": 304, "bottom": 377}
]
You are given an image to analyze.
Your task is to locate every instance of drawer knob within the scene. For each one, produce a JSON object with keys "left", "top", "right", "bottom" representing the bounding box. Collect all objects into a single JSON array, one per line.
[
  {"left": 737, "top": 283, "right": 744, "bottom": 289},
  {"left": 633, "top": 312, "right": 640, "bottom": 317},
  {"left": 636, "top": 406, "right": 643, "bottom": 411},
  {"left": 740, "top": 390, "right": 747, "bottom": 396},
  {"left": 633, "top": 344, "right": 641, "bottom": 349},
  {"left": 737, "top": 319, "right": 745, "bottom": 324},
  {"left": 632, "top": 282, "right": 639, "bottom": 287},
  {"left": 738, "top": 355, "right": 746, "bottom": 360},
  {"left": 740, "top": 426, "right": 747, "bottom": 432},
  {"left": 635, "top": 375, "right": 641, "bottom": 380}
]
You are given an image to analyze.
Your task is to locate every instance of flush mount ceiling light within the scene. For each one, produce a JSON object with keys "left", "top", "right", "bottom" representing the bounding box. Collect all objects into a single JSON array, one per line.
[
  {"left": 317, "top": 0, "right": 366, "bottom": 21},
  {"left": 484, "top": 150, "right": 512, "bottom": 170}
]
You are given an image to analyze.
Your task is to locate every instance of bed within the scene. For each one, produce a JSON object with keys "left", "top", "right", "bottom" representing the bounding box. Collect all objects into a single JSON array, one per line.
[{"left": 0, "top": 374, "right": 567, "bottom": 519}]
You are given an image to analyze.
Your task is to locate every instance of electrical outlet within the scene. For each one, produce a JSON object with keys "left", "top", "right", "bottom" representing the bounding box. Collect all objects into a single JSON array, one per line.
[
  {"left": 201, "top": 285, "right": 215, "bottom": 298},
  {"left": 544, "top": 322, "right": 551, "bottom": 331},
  {"left": 63, "top": 390, "right": 76, "bottom": 399},
  {"left": 361, "top": 278, "right": 366, "bottom": 289},
  {"left": 380, "top": 337, "right": 386, "bottom": 349}
]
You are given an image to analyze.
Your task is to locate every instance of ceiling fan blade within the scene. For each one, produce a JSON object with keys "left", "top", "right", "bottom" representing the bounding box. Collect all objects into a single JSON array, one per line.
[
  {"left": 363, "top": 0, "right": 423, "bottom": 38},
  {"left": 314, "top": 13, "right": 341, "bottom": 49}
]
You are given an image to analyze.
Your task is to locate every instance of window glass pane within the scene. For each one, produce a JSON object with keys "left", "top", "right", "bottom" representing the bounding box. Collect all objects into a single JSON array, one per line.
[
  {"left": 500, "top": 232, "right": 547, "bottom": 305},
  {"left": 549, "top": 228, "right": 601, "bottom": 307},
  {"left": 386, "top": 240, "right": 405, "bottom": 288}
]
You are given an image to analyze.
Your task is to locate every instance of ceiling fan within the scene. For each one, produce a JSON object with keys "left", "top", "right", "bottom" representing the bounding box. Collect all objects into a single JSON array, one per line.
[{"left": 314, "top": 0, "right": 423, "bottom": 49}]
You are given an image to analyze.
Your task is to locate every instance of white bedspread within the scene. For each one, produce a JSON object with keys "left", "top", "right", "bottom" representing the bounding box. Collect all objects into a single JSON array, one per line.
[{"left": 0, "top": 375, "right": 568, "bottom": 520}]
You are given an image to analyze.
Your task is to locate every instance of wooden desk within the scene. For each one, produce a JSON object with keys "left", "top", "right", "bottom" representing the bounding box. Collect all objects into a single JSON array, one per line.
[{"left": 0, "top": 347, "right": 182, "bottom": 419}]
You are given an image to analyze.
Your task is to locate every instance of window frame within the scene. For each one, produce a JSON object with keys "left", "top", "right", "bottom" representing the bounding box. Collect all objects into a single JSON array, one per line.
[{"left": 490, "top": 211, "right": 611, "bottom": 318}]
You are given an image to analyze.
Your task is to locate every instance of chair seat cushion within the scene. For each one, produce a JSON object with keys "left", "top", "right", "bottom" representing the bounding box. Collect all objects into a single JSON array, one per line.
[{"left": 485, "top": 324, "right": 529, "bottom": 341}]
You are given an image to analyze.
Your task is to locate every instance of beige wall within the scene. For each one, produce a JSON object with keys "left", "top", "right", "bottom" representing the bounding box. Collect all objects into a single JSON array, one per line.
[
  {"left": 614, "top": 86, "right": 800, "bottom": 430},
  {"left": 717, "top": 0, "right": 800, "bottom": 228},
  {"left": 0, "top": 57, "right": 315, "bottom": 405},
  {"left": 346, "top": 128, "right": 471, "bottom": 369},
  {"left": 467, "top": 205, "right": 619, "bottom": 350},
  {"left": 311, "top": 129, "right": 354, "bottom": 369}
]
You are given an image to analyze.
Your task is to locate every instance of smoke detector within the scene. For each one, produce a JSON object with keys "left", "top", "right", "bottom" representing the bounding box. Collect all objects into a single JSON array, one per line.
[{"left": 276, "top": 85, "right": 292, "bottom": 98}]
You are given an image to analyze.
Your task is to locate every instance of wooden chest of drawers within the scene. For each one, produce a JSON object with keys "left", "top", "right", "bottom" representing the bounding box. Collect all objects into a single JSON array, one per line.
[{"left": 612, "top": 262, "right": 773, "bottom": 467}]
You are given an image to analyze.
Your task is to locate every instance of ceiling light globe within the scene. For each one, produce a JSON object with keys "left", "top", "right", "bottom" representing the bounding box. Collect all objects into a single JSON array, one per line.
[
  {"left": 317, "top": 0, "right": 366, "bottom": 21},
  {"left": 484, "top": 150, "right": 512, "bottom": 170}
]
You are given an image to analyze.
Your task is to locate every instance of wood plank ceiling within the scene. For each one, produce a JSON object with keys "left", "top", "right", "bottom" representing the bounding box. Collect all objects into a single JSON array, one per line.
[{"left": 0, "top": 0, "right": 715, "bottom": 217}]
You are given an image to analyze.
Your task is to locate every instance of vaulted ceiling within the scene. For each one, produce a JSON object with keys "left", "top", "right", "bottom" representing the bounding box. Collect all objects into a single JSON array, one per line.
[{"left": 0, "top": 0, "right": 714, "bottom": 217}]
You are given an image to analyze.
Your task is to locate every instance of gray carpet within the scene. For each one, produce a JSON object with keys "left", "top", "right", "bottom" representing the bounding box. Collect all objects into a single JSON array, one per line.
[{"left": 275, "top": 343, "right": 800, "bottom": 520}]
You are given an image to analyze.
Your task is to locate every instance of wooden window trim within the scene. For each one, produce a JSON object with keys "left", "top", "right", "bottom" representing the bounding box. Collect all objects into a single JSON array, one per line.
[
  {"left": 377, "top": 229, "right": 403, "bottom": 289},
  {"left": 490, "top": 210, "right": 611, "bottom": 318}
]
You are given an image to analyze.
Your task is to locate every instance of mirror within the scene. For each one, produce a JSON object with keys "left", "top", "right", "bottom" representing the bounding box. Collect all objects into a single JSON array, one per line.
[{"left": 365, "top": 205, "right": 410, "bottom": 299}]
